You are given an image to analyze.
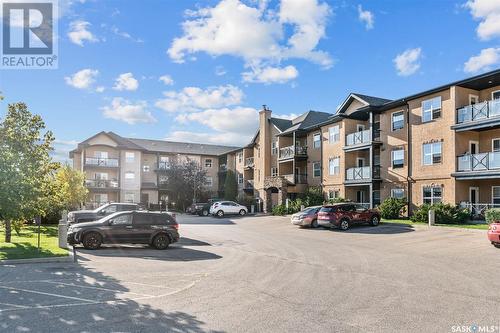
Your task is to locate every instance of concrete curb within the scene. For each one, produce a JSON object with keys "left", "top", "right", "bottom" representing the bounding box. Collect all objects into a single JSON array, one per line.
[
  {"left": 0, "top": 248, "right": 73, "bottom": 265},
  {"left": 381, "top": 222, "right": 487, "bottom": 233}
]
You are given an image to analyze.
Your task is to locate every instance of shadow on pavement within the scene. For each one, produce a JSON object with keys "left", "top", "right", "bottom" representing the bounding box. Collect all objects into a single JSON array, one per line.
[
  {"left": 0, "top": 263, "right": 224, "bottom": 333},
  {"left": 178, "top": 237, "right": 211, "bottom": 246},
  {"left": 179, "top": 217, "right": 235, "bottom": 225}
]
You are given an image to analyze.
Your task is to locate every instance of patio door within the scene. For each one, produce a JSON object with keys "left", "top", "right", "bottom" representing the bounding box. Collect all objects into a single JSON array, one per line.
[
  {"left": 356, "top": 190, "right": 365, "bottom": 204},
  {"left": 469, "top": 187, "right": 479, "bottom": 215},
  {"left": 469, "top": 141, "right": 478, "bottom": 154}
]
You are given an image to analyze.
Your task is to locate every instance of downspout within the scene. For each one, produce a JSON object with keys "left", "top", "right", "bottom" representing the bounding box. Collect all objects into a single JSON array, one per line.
[{"left": 405, "top": 100, "right": 412, "bottom": 215}]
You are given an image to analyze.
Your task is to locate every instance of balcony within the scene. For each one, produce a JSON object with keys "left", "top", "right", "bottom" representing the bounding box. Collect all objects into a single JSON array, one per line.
[
  {"left": 453, "top": 99, "right": 500, "bottom": 131},
  {"left": 244, "top": 157, "right": 255, "bottom": 168},
  {"left": 344, "top": 129, "right": 380, "bottom": 151},
  {"left": 345, "top": 166, "right": 380, "bottom": 184},
  {"left": 84, "top": 157, "right": 119, "bottom": 168},
  {"left": 282, "top": 173, "right": 307, "bottom": 184},
  {"left": 278, "top": 146, "right": 307, "bottom": 161},
  {"left": 85, "top": 179, "right": 119, "bottom": 189},
  {"left": 453, "top": 152, "right": 500, "bottom": 179},
  {"left": 243, "top": 180, "right": 254, "bottom": 190}
]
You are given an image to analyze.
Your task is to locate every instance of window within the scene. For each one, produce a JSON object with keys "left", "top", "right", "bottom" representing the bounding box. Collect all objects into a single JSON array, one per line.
[
  {"left": 206, "top": 176, "right": 213, "bottom": 187},
  {"left": 392, "top": 149, "right": 404, "bottom": 168},
  {"left": 313, "top": 133, "right": 321, "bottom": 149},
  {"left": 125, "top": 171, "right": 135, "bottom": 179},
  {"left": 328, "top": 126, "right": 340, "bottom": 143},
  {"left": 493, "top": 186, "right": 500, "bottom": 205},
  {"left": 95, "top": 193, "right": 108, "bottom": 203},
  {"left": 392, "top": 111, "right": 404, "bottom": 131},
  {"left": 493, "top": 139, "right": 500, "bottom": 152},
  {"left": 95, "top": 172, "right": 108, "bottom": 180},
  {"left": 423, "top": 142, "right": 442, "bottom": 165},
  {"left": 271, "top": 141, "right": 278, "bottom": 155},
  {"left": 124, "top": 193, "right": 135, "bottom": 203},
  {"left": 271, "top": 167, "right": 278, "bottom": 177},
  {"left": 328, "top": 157, "right": 340, "bottom": 175},
  {"left": 143, "top": 165, "right": 150, "bottom": 172},
  {"left": 391, "top": 188, "right": 405, "bottom": 199},
  {"left": 238, "top": 152, "right": 243, "bottom": 163},
  {"left": 313, "top": 162, "right": 321, "bottom": 177},
  {"left": 493, "top": 91, "right": 500, "bottom": 100},
  {"left": 125, "top": 152, "right": 135, "bottom": 163},
  {"left": 100, "top": 204, "right": 117, "bottom": 215},
  {"left": 111, "top": 213, "right": 132, "bottom": 225},
  {"left": 205, "top": 159, "right": 212, "bottom": 168},
  {"left": 328, "top": 190, "right": 340, "bottom": 200},
  {"left": 422, "top": 96, "right": 441, "bottom": 122},
  {"left": 423, "top": 186, "right": 442, "bottom": 204},
  {"left": 238, "top": 174, "right": 243, "bottom": 184},
  {"left": 95, "top": 151, "right": 108, "bottom": 159}
]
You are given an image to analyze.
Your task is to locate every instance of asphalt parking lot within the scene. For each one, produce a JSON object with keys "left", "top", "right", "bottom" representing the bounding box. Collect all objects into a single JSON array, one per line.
[{"left": 1, "top": 214, "right": 499, "bottom": 333}]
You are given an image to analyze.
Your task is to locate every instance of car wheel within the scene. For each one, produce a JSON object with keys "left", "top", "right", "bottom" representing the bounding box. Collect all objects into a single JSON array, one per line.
[
  {"left": 370, "top": 216, "right": 380, "bottom": 226},
  {"left": 202, "top": 210, "right": 209, "bottom": 216},
  {"left": 217, "top": 210, "right": 224, "bottom": 217},
  {"left": 311, "top": 219, "right": 318, "bottom": 228},
  {"left": 82, "top": 232, "right": 102, "bottom": 250},
  {"left": 494, "top": 243, "right": 500, "bottom": 249},
  {"left": 339, "top": 219, "right": 350, "bottom": 231},
  {"left": 152, "top": 234, "right": 170, "bottom": 250},
  {"left": 239, "top": 209, "right": 246, "bottom": 216}
]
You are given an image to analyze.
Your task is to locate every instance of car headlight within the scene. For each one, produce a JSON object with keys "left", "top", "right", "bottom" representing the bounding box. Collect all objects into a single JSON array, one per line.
[{"left": 68, "top": 226, "right": 80, "bottom": 233}]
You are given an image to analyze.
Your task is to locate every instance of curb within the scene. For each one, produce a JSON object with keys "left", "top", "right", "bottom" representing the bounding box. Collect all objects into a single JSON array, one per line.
[
  {"left": 381, "top": 222, "right": 487, "bottom": 233},
  {"left": 0, "top": 248, "right": 74, "bottom": 265}
]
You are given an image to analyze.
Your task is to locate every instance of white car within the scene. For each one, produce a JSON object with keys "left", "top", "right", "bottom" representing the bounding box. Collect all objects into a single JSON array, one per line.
[{"left": 210, "top": 201, "right": 248, "bottom": 217}]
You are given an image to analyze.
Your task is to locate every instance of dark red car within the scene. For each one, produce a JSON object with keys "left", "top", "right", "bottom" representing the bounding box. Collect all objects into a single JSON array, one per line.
[
  {"left": 317, "top": 203, "right": 380, "bottom": 231},
  {"left": 488, "top": 222, "right": 500, "bottom": 248}
]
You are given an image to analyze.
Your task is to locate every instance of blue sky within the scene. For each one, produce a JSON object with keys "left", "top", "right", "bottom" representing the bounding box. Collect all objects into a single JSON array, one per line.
[{"left": 1, "top": 0, "right": 500, "bottom": 161}]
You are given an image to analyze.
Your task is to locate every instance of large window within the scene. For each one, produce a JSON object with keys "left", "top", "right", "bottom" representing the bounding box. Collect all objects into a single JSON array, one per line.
[
  {"left": 328, "top": 126, "right": 340, "bottom": 143},
  {"left": 271, "top": 141, "right": 278, "bottom": 155},
  {"left": 125, "top": 152, "right": 135, "bottom": 163},
  {"left": 493, "top": 187, "right": 500, "bottom": 205},
  {"left": 205, "top": 159, "right": 212, "bottom": 168},
  {"left": 206, "top": 176, "right": 213, "bottom": 187},
  {"left": 238, "top": 152, "right": 243, "bottom": 163},
  {"left": 392, "top": 111, "right": 404, "bottom": 131},
  {"left": 392, "top": 149, "right": 404, "bottom": 168},
  {"left": 391, "top": 188, "right": 405, "bottom": 199},
  {"left": 493, "top": 139, "right": 500, "bottom": 152},
  {"left": 328, "top": 157, "right": 340, "bottom": 175},
  {"left": 328, "top": 190, "right": 340, "bottom": 200},
  {"left": 313, "top": 133, "right": 321, "bottom": 149},
  {"left": 422, "top": 96, "right": 441, "bottom": 122},
  {"left": 423, "top": 142, "right": 442, "bottom": 165},
  {"left": 237, "top": 173, "right": 243, "bottom": 184},
  {"left": 313, "top": 162, "right": 321, "bottom": 177},
  {"left": 423, "top": 186, "right": 442, "bottom": 204},
  {"left": 271, "top": 167, "right": 278, "bottom": 177}
]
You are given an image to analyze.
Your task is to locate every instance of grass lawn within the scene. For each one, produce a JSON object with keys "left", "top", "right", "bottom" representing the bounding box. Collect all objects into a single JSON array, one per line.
[
  {"left": 0, "top": 225, "right": 68, "bottom": 260},
  {"left": 381, "top": 219, "right": 489, "bottom": 230}
]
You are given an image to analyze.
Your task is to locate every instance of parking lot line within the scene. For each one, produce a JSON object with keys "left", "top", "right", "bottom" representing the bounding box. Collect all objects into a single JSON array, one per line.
[
  {"left": 0, "top": 286, "right": 99, "bottom": 304},
  {"left": 38, "top": 281, "right": 154, "bottom": 297},
  {"left": 0, "top": 302, "right": 30, "bottom": 309}
]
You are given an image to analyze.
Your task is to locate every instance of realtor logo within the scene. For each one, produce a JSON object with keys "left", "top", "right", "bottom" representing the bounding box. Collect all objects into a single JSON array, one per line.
[{"left": 1, "top": 0, "right": 58, "bottom": 69}]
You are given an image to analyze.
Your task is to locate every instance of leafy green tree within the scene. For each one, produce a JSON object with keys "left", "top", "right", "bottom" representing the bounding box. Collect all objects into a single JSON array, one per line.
[
  {"left": 224, "top": 170, "right": 238, "bottom": 201},
  {"left": 0, "top": 103, "right": 54, "bottom": 242}
]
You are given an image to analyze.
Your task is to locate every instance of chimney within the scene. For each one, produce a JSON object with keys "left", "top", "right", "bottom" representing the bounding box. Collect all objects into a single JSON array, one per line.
[{"left": 259, "top": 105, "right": 272, "bottom": 177}]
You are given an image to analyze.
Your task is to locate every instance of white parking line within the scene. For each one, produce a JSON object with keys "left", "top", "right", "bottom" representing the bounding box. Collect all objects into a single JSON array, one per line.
[
  {"left": 0, "top": 286, "right": 98, "bottom": 304},
  {"left": 39, "top": 281, "right": 153, "bottom": 297}
]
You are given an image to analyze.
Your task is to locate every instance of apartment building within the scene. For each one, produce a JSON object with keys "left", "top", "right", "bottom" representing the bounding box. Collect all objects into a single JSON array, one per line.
[{"left": 69, "top": 131, "right": 240, "bottom": 208}]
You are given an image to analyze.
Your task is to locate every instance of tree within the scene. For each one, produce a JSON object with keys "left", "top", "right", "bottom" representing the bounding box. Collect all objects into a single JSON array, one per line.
[
  {"left": 0, "top": 103, "right": 54, "bottom": 242},
  {"left": 224, "top": 170, "right": 238, "bottom": 201}
]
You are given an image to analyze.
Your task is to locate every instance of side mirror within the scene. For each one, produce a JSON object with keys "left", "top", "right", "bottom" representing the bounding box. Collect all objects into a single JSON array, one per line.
[{"left": 108, "top": 219, "right": 114, "bottom": 225}]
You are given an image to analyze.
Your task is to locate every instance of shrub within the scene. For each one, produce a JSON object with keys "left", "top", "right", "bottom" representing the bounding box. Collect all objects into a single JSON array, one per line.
[
  {"left": 485, "top": 208, "right": 500, "bottom": 224},
  {"left": 12, "top": 220, "right": 25, "bottom": 236},
  {"left": 272, "top": 204, "right": 289, "bottom": 216},
  {"left": 301, "top": 186, "right": 324, "bottom": 206},
  {"left": 327, "top": 197, "right": 346, "bottom": 204},
  {"left": 411, "top": 203, "right": 469, "bottom": 224},
  {"left": 379, "top": 197, "right": 407, "bottom": 219}
]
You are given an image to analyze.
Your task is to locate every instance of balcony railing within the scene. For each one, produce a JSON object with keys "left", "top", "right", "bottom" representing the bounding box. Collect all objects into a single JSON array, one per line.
[
  {"left": 158, "top": 161, "right": 171, "bottom": 170},
  {"left": 456, "top": 99, "right": 500, "bottom": 124},
  {"left": 85, "top": 157, "right": 119, "bottom": 167},
  {"left": 85, "top": 179, "right": 119, "bottom": 188},
  {"left": 457, "top": 152, "right": 500, "bottom": 172},
  {"left": 281, "top": 174, "right": 307, "bottom": 184},
  {"left": 345, "top": 166, "right": 380, "bottom": 181},
  {"left": 244, "top": 157, "right": 255, "bottom": 168},
  {"left": 279, "top": 146, "right": 307, "bottom": 159},
  {"left": 346, "top": 129, "right": 371, "bottom": 146}
]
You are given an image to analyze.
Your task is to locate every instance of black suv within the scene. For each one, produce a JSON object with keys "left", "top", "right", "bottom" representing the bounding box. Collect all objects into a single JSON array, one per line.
[
  {"left": 68, "top": 203, "right": 140, "bottom": 224},
  {"left": 67, "top": 211, "right": 179, "bottom": 250}
]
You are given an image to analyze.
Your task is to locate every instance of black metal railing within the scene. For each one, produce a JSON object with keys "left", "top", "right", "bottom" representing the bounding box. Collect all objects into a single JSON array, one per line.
[
  {"left": 279, "top": 145, "right": 308, "bottom": 159},
  {"left": 85, "top": 179, "right": 119, "bottom": 188}
]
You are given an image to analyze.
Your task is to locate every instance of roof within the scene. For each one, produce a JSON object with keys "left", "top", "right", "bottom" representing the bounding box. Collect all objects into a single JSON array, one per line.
[
  {"left": 127, "top": 137, "right": 241, "bottom": 156},
  {"left": 270, "top": 117, "right": 292, "bottom": 131},
  {"left": 350, "top": 93, "right": 392, "bottom": 106},
  {"left": 278, "top": 111, "right": 332, "bottom": 136}
]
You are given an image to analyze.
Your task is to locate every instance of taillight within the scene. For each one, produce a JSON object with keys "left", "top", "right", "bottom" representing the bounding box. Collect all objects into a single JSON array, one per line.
[{"left": 172, "top": 223, "right": 179, "bottom": 230}]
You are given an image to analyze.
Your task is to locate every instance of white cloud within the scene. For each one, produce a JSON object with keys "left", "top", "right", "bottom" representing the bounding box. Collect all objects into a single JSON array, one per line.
[
  {"left": 51, "top": 139, "right": 79, "bottom": 163},
  {"left": 166, "top": 131, "right": 251, "bottom": 146},
  {"left": 101, "top": 98, "right": 156, "bottom": 124},
  {"left": 167, "top": 0, "right": 333, "bottom": 81},
  {"left": 155, "top": 85, "right": 244, "bottom": 112},
  {"left": 65, "top": 68, "right": 99, "bottom": 90},
  {"left": 215, "top": 66, "right": 227, "bottom": 76},
  {"left": 242, "top": 65, "right": 298, "bottom": 84},
  {"left": 111, "top": 26, "right": 143, "bottom": 43},
  {"left": 113, "top": 73, "right": 139, "bottom": 91},
  {"left": 95, "top": 86, "right": 105, "bottom": 93},
  {"left": 68, "top": 20, "right": 98, "bottom": 46},
  {"left": 274, "top": 113, "right": 299, "bottom": 120},
  {"left": 393, "top": 48, "right": 422, "bottom": 76},
  {"left": 159, "top": 75, "right": 174, "bottom": 85},
  {"left": 465, "top": 0, "right": 500, "bottom": 40},
  {"left": 464, "top": 47, "right": 500, "bottom": 73},
  {"left": 175, "top": 107, "right": 258, "bottom": 135},
  {"left": 357, "top": 5, "right": 374, "bottom": 30}
]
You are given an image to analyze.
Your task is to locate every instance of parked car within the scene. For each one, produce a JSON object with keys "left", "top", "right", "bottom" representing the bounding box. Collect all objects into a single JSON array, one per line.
[
  {"left": 67, "top": 211, "right": 179, "bottom": 250},
  {"left": 197, "top": 198, "right": 224, "bottom": 216},
  {"left": 210, "top": 201, "right": 248, "bottom": 217},
  {"left": 488, "top": 221, "right": 500, "bottom": 248},
  {"left": 291, "top": 206, "right": 321, "bottom": 228},
  {"left": 67, "top": 203, "right": 140, "bottom": 224},
  {"left": 317, "top": 203, "right": 380, "bottom": 230}
]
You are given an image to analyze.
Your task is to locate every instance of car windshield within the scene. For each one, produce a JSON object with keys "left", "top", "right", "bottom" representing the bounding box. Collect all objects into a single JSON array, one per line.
[
  {"left": 93, "top": 203, "right": 110, "bottom": 213},
  {"left": 319, "top": 206, "right": 337, "bottom": 213},
  {"left": 302, "top": 208, "right": 316, "bottom": 214}
]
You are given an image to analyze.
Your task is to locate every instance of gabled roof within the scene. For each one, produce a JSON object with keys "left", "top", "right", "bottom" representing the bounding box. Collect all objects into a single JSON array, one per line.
[
  {"left": 127, "top": 138, "right": 241, "bottom": 156},
  {"left": 350, "top": 93, "right": 392, "bottom": 107},
  {"left": 336, "top": 93, "right": 392, "bottom": 116},
  {"left": 270, "top": 117, "right": 292, "bottom": 132},
  {"left": 278, "top": 111, "right": 332, "bottom": 136}
]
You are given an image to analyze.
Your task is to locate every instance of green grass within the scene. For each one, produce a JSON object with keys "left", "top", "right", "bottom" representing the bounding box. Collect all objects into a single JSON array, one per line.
[
  {"left": 0, "top": 225, "right": 68, "bottom": 260},
  {"left": 381, "top": 218, "right": 489, "bottom": 230}
]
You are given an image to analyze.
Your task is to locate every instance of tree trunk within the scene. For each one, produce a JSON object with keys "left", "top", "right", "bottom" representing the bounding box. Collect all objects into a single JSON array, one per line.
[{"left": 5, "top": 219, "right": 11, "bottom": 243}]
